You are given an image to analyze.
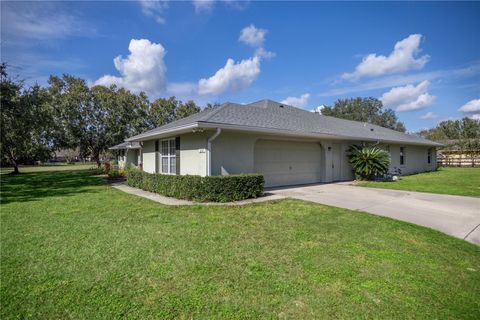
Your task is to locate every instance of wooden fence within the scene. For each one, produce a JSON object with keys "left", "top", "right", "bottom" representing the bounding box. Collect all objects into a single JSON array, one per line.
[{"left": 437, "top": 150, "right": 480, "bottom": 167}]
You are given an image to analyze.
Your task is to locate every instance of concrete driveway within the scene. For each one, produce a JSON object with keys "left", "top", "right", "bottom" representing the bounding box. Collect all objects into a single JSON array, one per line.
[{"left": 269, "top": 183, "right": 480, "bottom": 245}]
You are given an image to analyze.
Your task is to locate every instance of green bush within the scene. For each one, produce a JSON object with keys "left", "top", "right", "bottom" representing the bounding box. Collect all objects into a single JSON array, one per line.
[
  {"left": 108, "top": 168, "right": 125, "bottom": 179},
  {"left": 126, "top": 170, "right": 264, "bottom": 202},
  {"left": 349, "top": 145, "right": 390, "bottom": 180}
]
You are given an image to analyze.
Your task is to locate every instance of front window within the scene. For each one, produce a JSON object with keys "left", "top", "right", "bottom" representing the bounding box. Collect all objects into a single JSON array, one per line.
[
  {"left": 161, "top": 139, "right": 176, "bottom": 174},
  {"left": 427, "top": 149, "right": 432, "bottom": 164},
  {"left": 400, "top": 147, "right": 405, "bottom": 165}
]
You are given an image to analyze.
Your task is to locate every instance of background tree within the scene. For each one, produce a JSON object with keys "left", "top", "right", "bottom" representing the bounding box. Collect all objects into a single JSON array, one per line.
[
  {"left": 419, "top": 117, "right": 480, "bottom": 166},
  {"left": 175, "top": 100, "right": 200, "bottom": 120},
  {"left": 204, "top": 102, "right": 221, "bottom": 110},
  {"left": 321, "top": 97, "right": 406, "bottom": 132},
  {"left": 147, "top": 97, "right": 200, "bottom": 128},
  {"left": 1, "top": 64, "right": 54, "bottom": 173},
  {"left": 148, "top": 96, "right": 179, "bottom": 128},
  {"left": 46, "top": 75, "right": 151, "bottom": 167},
  {"left": 419, "top": 118, "right": 480, "bottom": 143},
  {"left": 46, "top": 74, "right": 91, "bottom": 157}
]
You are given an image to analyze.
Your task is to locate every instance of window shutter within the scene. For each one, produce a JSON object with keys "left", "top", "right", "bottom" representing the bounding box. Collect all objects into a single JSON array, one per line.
[
  {"left": 175, "top": 137, "right": 180, "bottom": 175},
  {"left": 155, "top": 140, "right": 159, "bottom": 173}
]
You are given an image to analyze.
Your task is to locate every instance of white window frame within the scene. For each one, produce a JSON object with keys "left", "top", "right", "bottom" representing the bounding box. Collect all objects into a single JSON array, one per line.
[
  {"left": 160, "top": 138, "right": 176, "bottom": 174},
  {"left": 427, "top": 148, "right": 432, "bottom": 164}
]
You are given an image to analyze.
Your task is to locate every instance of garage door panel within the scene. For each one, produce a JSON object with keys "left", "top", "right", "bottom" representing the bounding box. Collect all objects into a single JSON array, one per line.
[{"left": 254, "top": 139, "right": 322, "bottom": 187}]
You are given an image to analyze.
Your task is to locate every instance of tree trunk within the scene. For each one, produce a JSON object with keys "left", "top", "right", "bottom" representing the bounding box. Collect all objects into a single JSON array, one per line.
[
  {"left": 94, "top": 152, "right": 101, "bottom": 168},
  {"left": 9, "top": 151, "right": 19, "bottom": 174}
]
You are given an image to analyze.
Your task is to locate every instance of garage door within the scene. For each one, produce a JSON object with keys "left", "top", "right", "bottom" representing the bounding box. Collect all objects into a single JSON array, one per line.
[{"left": 254, "top": 139, "right": 322, "bottom": 187}]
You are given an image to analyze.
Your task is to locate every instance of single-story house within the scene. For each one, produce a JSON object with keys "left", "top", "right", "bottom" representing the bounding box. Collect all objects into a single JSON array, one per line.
[
  {"left": 109, "top": 141, "right": 142, "bottom": 168},
  {"left": 121, "top": 100, "right": 441, "bottom": 187}
]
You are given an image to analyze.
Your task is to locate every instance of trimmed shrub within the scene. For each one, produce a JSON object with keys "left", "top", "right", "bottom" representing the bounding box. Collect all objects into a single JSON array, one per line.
[
  {"left": 108, "top": 168, "right": 125, "bottom": 179},
  {"left": 126, "top": 170, "right": 264, "bottom": 202},
  {"left": 349, "top": 145, "right": 390, "bottom": 180}
]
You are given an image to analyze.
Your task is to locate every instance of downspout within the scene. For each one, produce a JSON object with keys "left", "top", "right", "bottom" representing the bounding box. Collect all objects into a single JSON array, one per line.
[{"left": 206, "top": 128, "right": 222, "bottom": 176}]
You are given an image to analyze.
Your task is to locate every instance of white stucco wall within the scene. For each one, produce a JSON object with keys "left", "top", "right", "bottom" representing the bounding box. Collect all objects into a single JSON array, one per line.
[
  {"left": 126, "top": 149, "right": 138, "bottom": 167},
  {"left": 387, "top": 144, "right": 437, "bottom": 175},
  {"left": 117, "top": 149, "right": 139, "bottom": 169},
  {"left": 211, "top": 132, "right": 258, "bottom": 175},
  {"left": 142, "top": 140, "right": 156, "bottom": 173},
  {"left": 320, "top": 140, "right": 354, "bottom": 182},
  {"left": 137, "top": 129, "right": 437, "bottom": 186},
  {"left": 180, "top": 132, "right": 208, "bottom": 176},
  {"left": 211, "top": 131, "right": 354, "bottom": 185}
]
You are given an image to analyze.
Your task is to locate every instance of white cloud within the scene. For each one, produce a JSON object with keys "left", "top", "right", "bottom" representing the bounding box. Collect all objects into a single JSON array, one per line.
[
  {"left": 312, "top": 105, "right": 326, "bottom": 114},
  {"left": 239, "top": 24, "right": 267, "bottom": 47},
  {"left": 380, "top": 80, "right": 436, "bottom": 112},
  {"left": 193, "top": 0, "right": 215, "bottom": 12},
  {"left": 138, "top": 0, "right": 169, "bottom": 24},
  {"left": 198, "top": 56, "right": 261, "bottom": 95},
  {"left": 223, "top": 0, "right": 250, "bottom": 11},
  {"left": 420, "top": 112, "right": 438, "bottom": 119},
  {"left": 342, "top": 34, "right": 429, "bottom": 81},
  {"left": 458, "top": 99, "right": 480, "bottom": 113},
  {"left": 254, "top": 47, "right": 276, "bottom": 60},
  {"left": 281, "top": 93, "right": 311, "bottom": 108},
  {"left": 320, "top": 61, "right": 480, "bottom": 97},
  {"left": 470, "top": 114, "right": 480, "bottom": 120},
  {"left": 95, "top": 39, "right": 167, "bottom": 97},
  {"left": 195, "top": 24, "right": 274, "bottom": 95},
  {"left": 1, "top": 1, "right": 90, "bottom": 43}
]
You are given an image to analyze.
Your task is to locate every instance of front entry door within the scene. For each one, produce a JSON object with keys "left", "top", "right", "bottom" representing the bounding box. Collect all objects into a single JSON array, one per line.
[{"left": 332, "top": 143, "right": 342, "bottom": 181}]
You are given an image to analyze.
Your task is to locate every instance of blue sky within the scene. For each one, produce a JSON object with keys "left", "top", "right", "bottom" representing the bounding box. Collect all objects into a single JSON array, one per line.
[{"left": 2, "top": 1, "right": 479, "bottom": 131}]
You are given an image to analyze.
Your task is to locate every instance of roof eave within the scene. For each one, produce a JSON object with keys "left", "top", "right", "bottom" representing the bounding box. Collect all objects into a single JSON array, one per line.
[
  {"left": 124, "top": 120, "right": 442, "bottom": 147},
  {"left": 197, "top": 122, "right": 442, "bottom": 146},
  {"left": 125, "top": 123, "right": 200, "bottom": 142}
]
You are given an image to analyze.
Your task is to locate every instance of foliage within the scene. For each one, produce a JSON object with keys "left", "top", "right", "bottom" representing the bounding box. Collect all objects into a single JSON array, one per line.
[
  {"left": 1, "top": 169, "right": 479, "bottom": 318},
  {"left": 102, "top": 162, "right": 111, "bottom": 174},
  {"left": 419, "top": 117, "right": 480, "bottom": 144},
  {"left": 349, "top": 145, "right": 391, "bottom": 180},
  {"left": 107, "top": 168, "right": 125, "bottom": 179},
  {"left": 127, "top": 170, "right": 264, "bottom": 202},
  {"left": 419, "top": 117, "right": 480, "bottom": 165},
  {"left": 46, "top": 76, "right": 151, "bottom": 166},
  {"left": 175, "top": 100, "right": 201, "bottom": 120},
  {"left": 205, "top": 102, "right": 221, "bottom": 110},
  {"left": 0, "top": 64, "right": 55, "bottom": 173},
  {"left": 148, "top": 97, "right": 200, "bottom": 128},
  {"left": 321, "top": 97, "right": 406, "bottom": 132}
]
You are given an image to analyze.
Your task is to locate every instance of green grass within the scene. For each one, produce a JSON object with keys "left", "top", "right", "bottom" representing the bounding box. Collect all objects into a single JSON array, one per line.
[
  {"left": 1, "top": 169, "right": 479, "bottom": 319},
  {"left": 0, "top": 163, "right": 97, "bottom": 175},
  {"left": 357, "top": 167, "right": 480, "bottom": 197}
]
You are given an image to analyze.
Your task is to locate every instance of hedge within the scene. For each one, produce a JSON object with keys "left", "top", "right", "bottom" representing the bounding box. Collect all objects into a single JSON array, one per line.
[{"left": 126, "top": 170, "right": 264, "bottom": 202}]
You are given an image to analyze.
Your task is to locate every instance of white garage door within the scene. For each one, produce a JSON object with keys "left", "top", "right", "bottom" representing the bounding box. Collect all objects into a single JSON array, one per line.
[{"left": 254, "top": 139, "right": 322, "bottom": 187}]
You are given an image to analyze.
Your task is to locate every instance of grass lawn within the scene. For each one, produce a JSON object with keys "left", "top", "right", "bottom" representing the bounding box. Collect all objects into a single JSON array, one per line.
[
  {"left": 0, "top": 163, "right": 96, "bottom": 175},
  {"left": 357, "top": 167, "right": 480, "bottom": 197},
  {"left": 1, "top": 167, "right": 479, "bottom": 319}
]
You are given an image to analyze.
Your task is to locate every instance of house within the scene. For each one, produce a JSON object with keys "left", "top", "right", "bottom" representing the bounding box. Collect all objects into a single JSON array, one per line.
[
  {"left": 51, "top": 148, "right": 80, "bottom": 163},
  {"left": 108, "top": 142, "right": 142, "bottom": 168},
  {"left": 123, "top": 100, "right": 441, "bottom": 187}
]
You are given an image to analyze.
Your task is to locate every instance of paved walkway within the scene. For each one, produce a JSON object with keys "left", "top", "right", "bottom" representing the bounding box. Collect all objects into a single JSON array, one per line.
[
  {"left": 269, "top": 183, "right": 480, "bottom": 245},
  {"left": 111, "top": 182, "right": 286, "bottom": 206}
]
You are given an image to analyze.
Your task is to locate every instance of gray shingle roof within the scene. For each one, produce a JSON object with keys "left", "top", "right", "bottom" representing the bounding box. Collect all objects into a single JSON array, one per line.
[
  {"left": 109, "top": 141, "right": 141, "bottom": 150},
  {"left": 126, "top": 99, "right": 441, "bottom": 146}
]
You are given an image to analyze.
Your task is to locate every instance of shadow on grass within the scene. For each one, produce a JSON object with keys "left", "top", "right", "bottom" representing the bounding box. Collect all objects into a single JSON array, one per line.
[{"left": 0, "top": 170, "right": 104, "bottom": 205}]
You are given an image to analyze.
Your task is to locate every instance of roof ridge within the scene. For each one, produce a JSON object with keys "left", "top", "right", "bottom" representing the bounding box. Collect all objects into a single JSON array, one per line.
[{"left": 202, "top": 103, "right": 231, "bottom": 122}]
